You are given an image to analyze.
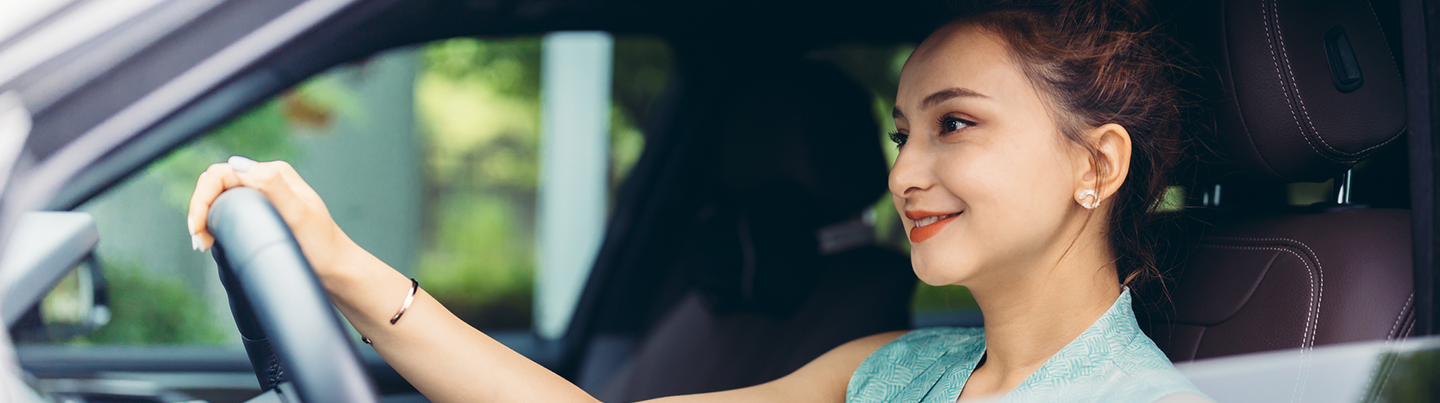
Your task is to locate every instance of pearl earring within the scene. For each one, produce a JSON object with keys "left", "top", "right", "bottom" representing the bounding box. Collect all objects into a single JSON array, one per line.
[{"left": 1078, "top": 189, "right": 1100, "bottom": 209}]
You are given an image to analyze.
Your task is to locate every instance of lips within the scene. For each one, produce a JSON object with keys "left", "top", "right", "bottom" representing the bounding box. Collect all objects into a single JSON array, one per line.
[{"left": 905, "top": 210, "right": 961, "bottom": 243}]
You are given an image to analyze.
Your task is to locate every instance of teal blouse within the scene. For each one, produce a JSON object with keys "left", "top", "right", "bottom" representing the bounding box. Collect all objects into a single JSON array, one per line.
[{"left": 846, "top": 288, "right": 1204, "bottom": 403}]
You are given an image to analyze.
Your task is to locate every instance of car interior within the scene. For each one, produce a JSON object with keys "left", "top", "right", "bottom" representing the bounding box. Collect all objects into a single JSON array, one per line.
[
  {"left": 0, "top": 0, "right": 1436, "bottom": 401},
  {"left": 582, "top": 59, "right": 915, "bottom": 401},
  {"left": 1137, "top": 0, "right": 1416, "bottom": 362}
]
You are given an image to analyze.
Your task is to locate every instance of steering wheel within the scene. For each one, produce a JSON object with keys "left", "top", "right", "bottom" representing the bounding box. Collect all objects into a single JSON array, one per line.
[{"left": 206, "top": 187, "right": 381, "bottom": 403}]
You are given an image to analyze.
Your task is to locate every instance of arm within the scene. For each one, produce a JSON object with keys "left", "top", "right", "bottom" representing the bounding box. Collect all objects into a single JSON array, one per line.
[
  {"left": 188, "top": 159, "right": 595, "bottom": 402},
  {"left": 185, "top": 158, "right": 902, "bottom": 402}
]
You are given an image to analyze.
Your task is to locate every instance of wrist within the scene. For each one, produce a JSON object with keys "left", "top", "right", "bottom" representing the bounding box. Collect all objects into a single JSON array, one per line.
[{"left": 312, "top": 228, "right": 364, "bottom": 289}]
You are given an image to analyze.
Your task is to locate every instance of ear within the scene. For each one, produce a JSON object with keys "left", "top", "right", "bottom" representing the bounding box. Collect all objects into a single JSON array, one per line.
[{"left": 1074, "top": 123, "right": 1132, "bottom": 207}]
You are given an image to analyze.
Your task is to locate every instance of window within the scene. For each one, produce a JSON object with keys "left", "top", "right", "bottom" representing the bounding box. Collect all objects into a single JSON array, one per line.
[{"left": 25, "top": 34, "right": 674, "bottom": 346}]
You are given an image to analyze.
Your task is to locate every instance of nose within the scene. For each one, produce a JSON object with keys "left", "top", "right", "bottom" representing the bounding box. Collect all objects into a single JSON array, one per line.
[{"left": 888, "top": 142, "right": 935, "bottom": 198}]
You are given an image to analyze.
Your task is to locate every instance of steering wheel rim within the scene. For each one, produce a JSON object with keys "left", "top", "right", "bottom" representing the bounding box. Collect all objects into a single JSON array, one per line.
[{"left": 207, "top": 187, "right": 381, "bottom": 403}]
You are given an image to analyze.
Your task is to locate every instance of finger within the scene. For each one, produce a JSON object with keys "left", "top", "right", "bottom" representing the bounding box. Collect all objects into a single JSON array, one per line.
[
  {"left": 232, "top": 161, "right": 308, "bottom": 226},
  {"left": 273, "top": 160, "right": 325, "bottom": 206},
  {"left": 188, "top": 163, "right": 244, "bottom": 251}
]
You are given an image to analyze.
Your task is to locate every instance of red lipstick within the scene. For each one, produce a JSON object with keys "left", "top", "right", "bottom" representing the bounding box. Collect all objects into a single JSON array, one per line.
[{"left": 905, "top": 210, "right": 961, "bottom": 243}]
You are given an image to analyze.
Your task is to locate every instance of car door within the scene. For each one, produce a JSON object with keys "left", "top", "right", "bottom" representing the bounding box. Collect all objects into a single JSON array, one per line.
[{"left": 1, "top": 0, "right": 676, "bottom": 401}]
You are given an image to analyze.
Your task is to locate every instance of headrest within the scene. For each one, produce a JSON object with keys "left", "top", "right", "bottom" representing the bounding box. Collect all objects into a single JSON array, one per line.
[
  {"left": 1194, "top": 0, "right": 1405, "bottom": 183},
  {"left": 703, "top": 61, "right": 890, "bottom": 222},
  {"left": 684, "top": 60, "right": 887, "bottom": 317}
]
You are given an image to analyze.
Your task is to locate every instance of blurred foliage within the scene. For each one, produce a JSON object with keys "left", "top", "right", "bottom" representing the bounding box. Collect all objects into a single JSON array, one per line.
[
  {"left": 40, "top": 71, "right": 358, "bottom": 346},
  {"left": 419, "top": 37, "right": 542, "bottom": 191},
  {"left": 38, "top": 268, "right": 86, "bottom": 326},
  {"left": 610, "top": 38, "right": 671, "bottom": 189},
  {"left": 419, "top": 195, "right": 536, "bottom": 328},
  {"left": 910, "top": 284, "right": 981, "bottom": 313},
  {"left": 144, "top": 76, "right": 359, "bottom": 208},
  {"left": 612, "top": 39, "right": 673, "bottom": 129},
  {"left": 1370, "top": 348, "right": 1440, "bottom": 403},
  {"left": 41, "top": 34, "right": 671, "bottom": 345},
  {"left": 415, "top": 35, "right": 671, "bottom": 329},
  {"left": 71, "top": 260, "right": 226, "bottom": 345}
]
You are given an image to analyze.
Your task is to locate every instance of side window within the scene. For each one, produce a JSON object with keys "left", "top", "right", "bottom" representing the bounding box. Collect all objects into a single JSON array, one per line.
[{"left": 26, "top": 34, "right": 672, "bottom": 346}]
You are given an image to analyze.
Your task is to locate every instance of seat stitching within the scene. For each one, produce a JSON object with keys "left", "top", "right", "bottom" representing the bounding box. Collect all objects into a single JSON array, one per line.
[
  {"left": 1351, "top": 0, "right": 1410, "bottom": 156},
  {"left": 1205, "top": 233, "right": 1322, "bottom": 403},
  {"left": 1371, "top": 297, "right": 1416, "bottom": 400},
  {"left": 1364, "top": 0, "right": 1406, "bottom": 85},
  {"left": 1271, "top": 0, "right": 1335, "bottom": 156},
  {"left": 1402, "top": 309, "right": 1416, "bottom": 337},
  {"left": 1389, "top": 294, "right": 1413, "bottom": 340},
  {"left": 1282, "top": 0, "right": 1399, "bottom": 158},
  {"left": 1204, "top": 237, "right": 1325, "bottom": 345},
  {"left": 1200, "top": 244, "right": 1319, "bottom": 349},
  {"left": 1203, "top": 233, "right": 1324, "bottom": 403},
  {"left": 1273, "top": 1, "right": 1378, "bottom": 158},
  {"left": 1395, "top": 300, "right": 1415, "bottom": 339},
  {"left": 1262, "top": 0, "right": 1331, "bottom": 164},
  {"left": 1366, "top": 345, "right": 1402, "bottom": 402}
]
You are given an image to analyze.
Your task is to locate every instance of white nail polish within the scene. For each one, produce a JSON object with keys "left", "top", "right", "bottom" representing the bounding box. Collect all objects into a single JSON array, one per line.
[
  {"left": 191, "top": 234, "right": 203, "bottom": 251},
  {"left": 229, "top": 155, "right": 256, "bottom": 172}
]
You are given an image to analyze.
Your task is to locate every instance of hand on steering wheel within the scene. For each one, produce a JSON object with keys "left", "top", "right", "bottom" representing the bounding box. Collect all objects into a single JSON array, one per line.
[
  {"left": 188, "top": 156, "right": 351, "bottom": 282},
  {"left": 207, "top": 186, "right": 382, "bottom": 403}
]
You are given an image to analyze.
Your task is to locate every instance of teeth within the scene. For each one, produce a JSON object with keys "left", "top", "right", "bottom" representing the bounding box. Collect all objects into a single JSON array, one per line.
[{"left": 914, "top": 213, "right": 958, "bottom": 228}]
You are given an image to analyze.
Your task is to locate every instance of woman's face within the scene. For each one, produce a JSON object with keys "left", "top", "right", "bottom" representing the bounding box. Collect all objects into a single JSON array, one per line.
[{"left": 890, "top": 25, "right": 1090, "bottom": 287}]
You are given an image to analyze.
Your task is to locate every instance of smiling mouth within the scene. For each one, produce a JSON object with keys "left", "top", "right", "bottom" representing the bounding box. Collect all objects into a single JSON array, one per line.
[
  {"left": 914, "top": 212, "right": 960, "bottom": 228},
  {"left": 906, "top": 211, "right": 962, "bottom": 243}
]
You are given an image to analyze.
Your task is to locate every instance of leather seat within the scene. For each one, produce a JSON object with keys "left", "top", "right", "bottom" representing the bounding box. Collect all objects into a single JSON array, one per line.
[
  {"left": 593, "top": 60, "right": 917, "bottom": 401},
  {"left": 1145, "top": 0, "right": 1413, "bottom": 362}
]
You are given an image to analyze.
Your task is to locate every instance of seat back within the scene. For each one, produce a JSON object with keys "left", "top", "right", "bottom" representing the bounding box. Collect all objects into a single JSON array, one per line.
[
  {"left": 593, "top": 60, "right": 916, "bottom": 401},
  {"left": 1149, "top": 0, "right": 1413, "bottom": 362}
]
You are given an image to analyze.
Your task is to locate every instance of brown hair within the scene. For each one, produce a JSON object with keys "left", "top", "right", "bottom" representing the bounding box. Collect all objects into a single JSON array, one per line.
[{"left": 947, "top": 0, "right": 1191, "bottom": 287}]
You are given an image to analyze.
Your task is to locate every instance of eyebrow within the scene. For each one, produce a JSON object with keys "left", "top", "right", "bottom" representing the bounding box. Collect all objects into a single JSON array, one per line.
[{"left": 892, "top": 87, "right": 990, "bottom": 120}]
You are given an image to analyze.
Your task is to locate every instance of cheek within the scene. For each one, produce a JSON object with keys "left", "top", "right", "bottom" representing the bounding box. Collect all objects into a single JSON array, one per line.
[
  {"left": 924, "top": 135, "right": 1076, "bottom": 275},
  {"left": 941, "top": 142, "right": 1067, "bottom": 227},
  {"left": 986, "top": 144, "right": 1074, "bottom": 227}
]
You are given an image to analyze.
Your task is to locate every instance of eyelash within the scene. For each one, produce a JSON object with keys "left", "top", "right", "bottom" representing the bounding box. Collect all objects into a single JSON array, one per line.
[
  {"left": 938, "top": 115, "right": 974, "bottom": 133},
  {"left": 889, "top": 131, "right": 908, "bottom": 148},
  {"left": 888, "top": 115, "right": 976, "bottom": 148}
]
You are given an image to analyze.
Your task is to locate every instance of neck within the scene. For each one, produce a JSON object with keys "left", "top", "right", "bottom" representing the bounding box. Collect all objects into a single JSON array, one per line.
[{"left": 965, "top": 240, "right": 1122, "bottom": 385}]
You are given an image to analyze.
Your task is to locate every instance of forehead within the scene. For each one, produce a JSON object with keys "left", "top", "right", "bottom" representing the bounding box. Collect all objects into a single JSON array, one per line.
[{"left": 896, "top": 25, "right": 1031, "bottom": 111}]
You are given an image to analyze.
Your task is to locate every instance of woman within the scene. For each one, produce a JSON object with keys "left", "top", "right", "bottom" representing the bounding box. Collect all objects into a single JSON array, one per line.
[{"left": 186, "top": 1, "right": 1209, "bottom": 401}]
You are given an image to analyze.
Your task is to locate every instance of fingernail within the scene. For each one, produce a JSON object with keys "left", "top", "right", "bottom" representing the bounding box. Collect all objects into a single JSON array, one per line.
[
  {"left": 191, "top": 234, "right": 203, "bottom": 251},
  {"left": 229, "top": 155, "right": 256, "bottom": 172},
  {"left": 187, "top": 217, "right": 195, "bottom": 235}
]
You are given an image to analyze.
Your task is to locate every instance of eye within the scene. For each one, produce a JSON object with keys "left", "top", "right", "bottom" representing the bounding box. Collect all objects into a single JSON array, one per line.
[
  {"left": 889, "top": 131, "right": 908, "bottom": 148},
  {"left": 939, "top": 116, "right": 974, "bottom": 133}
]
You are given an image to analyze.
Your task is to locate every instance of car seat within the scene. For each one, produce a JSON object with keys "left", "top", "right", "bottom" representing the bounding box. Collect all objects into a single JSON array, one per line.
[
  {"left": 1146, "top": 0, "right": 1413, "bottom": 361},
  {"left": 591, "top": 60, "right": 917, "bottom": 401}
]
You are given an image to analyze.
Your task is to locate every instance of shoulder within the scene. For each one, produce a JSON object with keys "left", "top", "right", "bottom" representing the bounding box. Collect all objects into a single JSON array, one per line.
[
  {"left": 819, "top": 327, "right": 983, "bottom": 365},
  {"left": 849, "top": 327, "right": 984, "bottom": 373},
  {"left": 845, "top": 327, "right": 985, "bottom": 401},
  {"left": 896, "top": 326, "right": 985, "bottom": 343},
  {"left": 866, "top": 327, "right": 983, "bottom": 358}
]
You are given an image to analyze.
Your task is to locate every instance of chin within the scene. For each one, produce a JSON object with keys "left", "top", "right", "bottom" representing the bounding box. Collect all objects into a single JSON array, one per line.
[{"left": 909, "top": 248, "right": 979, "bottom": 287}]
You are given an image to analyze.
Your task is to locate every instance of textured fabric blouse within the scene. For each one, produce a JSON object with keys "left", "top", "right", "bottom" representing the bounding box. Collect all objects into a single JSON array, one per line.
[{"left": 847, "top": 288, "right": 1204, "bottom": 403}]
